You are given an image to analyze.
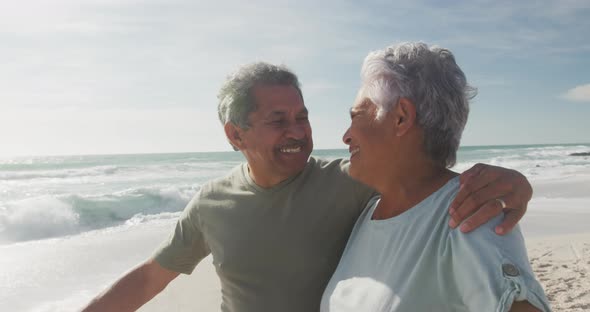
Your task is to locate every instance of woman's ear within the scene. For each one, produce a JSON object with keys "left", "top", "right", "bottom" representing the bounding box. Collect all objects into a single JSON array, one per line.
[{"left": 394, "top": 97, "right": 417, "bottom": 137}]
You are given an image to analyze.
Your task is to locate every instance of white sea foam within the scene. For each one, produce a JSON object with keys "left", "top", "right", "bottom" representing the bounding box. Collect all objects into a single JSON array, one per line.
[
  {"left": 0, "top": 196, "right": 80, "bottom": 243},
  {"left": 0, "top": 165, "right": 121, "bottom": 180},
  {"left": 0, "top": 185, "right": 197, "bottom": 244},
  {"left": 124, "top": 211, "right": 181, "bottom": 227},
  {"left": 454, "top": 144, "right": 590, "bottom": 182}
]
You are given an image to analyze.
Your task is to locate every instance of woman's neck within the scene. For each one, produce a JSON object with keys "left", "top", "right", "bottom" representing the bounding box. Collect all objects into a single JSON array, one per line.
[{"left": 372, "top": 162, "right": 457, "bottom": 220}]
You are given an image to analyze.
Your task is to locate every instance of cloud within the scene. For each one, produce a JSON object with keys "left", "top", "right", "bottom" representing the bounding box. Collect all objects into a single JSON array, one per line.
[{"left": 563, "top": 84, "right": 590, "bottom": 102}]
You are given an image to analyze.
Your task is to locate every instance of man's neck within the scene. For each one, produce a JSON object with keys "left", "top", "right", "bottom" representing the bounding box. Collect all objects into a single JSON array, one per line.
[{"left": 247, "top": 164, "right": 301, "bottom": 189}]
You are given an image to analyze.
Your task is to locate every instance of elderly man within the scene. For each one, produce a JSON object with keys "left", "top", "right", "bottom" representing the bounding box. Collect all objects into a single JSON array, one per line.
[
  {"left": 83, "top": 63, "right": 534, "bottom": 312},
  {"left": 321, "top": 42, "right": 550, "bottom": 311}
]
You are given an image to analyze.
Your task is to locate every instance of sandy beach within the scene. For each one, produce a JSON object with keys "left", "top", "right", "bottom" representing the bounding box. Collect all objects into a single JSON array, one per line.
[
  {"left": 137, "top": 233, "right": 590, "bottom": 311},
  {"left": 139, "top": 256, "right": 221, "bottom": 312},
  {"left": 527, "top": 234, "right": 590, "bottom": 311}
]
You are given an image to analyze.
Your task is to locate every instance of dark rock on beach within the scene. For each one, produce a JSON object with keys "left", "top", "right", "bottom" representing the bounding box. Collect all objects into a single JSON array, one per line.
[{"left": 570, "top": 152, "right": 590, "bottom": 156}]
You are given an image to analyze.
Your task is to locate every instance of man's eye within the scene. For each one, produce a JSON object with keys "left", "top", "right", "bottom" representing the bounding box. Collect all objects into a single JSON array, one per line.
[
  {"left": 271, "top": 120, "right": 286, "bottom": 125},
  {"left": 297, "top": 116, "right": 309, "bottom": 122}
]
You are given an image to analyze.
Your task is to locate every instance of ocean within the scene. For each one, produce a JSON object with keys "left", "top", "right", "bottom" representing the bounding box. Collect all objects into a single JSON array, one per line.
[{"left": 1, "top": 143, "right": 590, "bottom": 311}]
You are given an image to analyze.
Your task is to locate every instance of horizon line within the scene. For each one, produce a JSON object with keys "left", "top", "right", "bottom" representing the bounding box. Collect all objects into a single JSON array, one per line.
[{"left": 2, "top": 142, "right": 589, "bottom": 159}]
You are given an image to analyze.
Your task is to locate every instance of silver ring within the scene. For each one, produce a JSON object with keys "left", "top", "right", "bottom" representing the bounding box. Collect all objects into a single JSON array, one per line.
[{"left": 495, "top": 198, "right": 507, "bottom": 209}]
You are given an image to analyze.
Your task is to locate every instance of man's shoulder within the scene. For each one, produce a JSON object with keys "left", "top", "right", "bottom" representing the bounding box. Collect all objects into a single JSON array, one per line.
[
  {"left": 208, "top": 163, "right": 245, "bottom": 186},
  {"left": 305, "top": 156, "right": 375, "bottom": 205},
  {"left": 181, "top": 164, "right": 249, "bottom": 220},
  {"left": 308, "top": 156, "right": 350, "bottom": 174},
  {"left": 194, "top": 163, "right": 247, "bottom": 201}
]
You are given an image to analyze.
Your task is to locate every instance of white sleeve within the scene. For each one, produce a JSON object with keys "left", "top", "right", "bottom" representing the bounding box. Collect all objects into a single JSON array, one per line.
[{"left": 446, "top": 215, "right": 551, "bottom": 312}]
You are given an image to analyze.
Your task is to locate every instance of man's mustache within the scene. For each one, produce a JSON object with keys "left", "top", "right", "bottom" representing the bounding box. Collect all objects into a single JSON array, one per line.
[{"left": 278, "top": 139, "right": 308, "bottom": 148}]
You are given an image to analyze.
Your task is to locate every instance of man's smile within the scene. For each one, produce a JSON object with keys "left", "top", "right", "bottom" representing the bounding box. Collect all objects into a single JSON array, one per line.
[{"left": 280, "top": 146, "right": 303, "bottom": 153}]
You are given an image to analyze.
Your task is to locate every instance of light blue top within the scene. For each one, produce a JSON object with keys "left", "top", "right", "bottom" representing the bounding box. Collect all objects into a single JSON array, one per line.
[{"left": 321, "top": 176, "right": 551, "bottom": 312}]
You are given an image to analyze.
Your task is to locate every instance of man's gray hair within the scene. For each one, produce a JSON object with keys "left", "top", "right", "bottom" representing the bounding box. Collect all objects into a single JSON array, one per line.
[
  {"left": 218, "top": 62, "right": 302, "bottom": 130},
  {"left": 359, "top": 42, "right": 477, "bottom": 168}
]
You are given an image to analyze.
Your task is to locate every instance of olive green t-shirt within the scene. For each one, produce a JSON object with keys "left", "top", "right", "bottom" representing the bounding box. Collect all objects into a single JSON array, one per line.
[{"left": 153, "top": 157, "right": 375, "bottom": 312}]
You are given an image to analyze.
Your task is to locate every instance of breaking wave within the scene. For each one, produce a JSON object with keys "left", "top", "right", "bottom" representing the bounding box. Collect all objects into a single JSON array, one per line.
[{"left": 0, "top": 185, "right": 197, "bottom": 244}]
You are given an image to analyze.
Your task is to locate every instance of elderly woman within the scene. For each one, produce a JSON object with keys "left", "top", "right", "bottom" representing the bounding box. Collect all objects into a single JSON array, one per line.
[{"left": 321, "top": 43, "right": 550, "bottom": 312}]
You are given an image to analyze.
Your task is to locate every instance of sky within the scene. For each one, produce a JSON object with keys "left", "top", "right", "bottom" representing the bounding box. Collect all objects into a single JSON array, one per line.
[{"left": 1, "top": 0, "right": 589, "bottom": 156}]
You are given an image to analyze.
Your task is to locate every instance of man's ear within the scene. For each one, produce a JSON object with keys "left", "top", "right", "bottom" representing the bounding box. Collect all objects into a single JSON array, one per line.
[
  {"left": 224, "top": 123, "right": 245, "bottom": 150},
  {"left": 394, "top": 97, "right": 417, "bottom": 137}
]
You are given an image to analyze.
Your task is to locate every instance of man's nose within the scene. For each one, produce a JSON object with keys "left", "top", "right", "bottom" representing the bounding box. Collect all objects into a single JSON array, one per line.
[
  {"left": 342, "top": 128, "right": 352, "bottom": 145},
  {"left": 285, "top": 123, "right": 306, "bottom": 139}
]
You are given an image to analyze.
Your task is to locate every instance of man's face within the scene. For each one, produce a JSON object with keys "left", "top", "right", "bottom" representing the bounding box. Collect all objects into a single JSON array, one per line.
[
  {"left": 342, "top": 98, "right": 394, "bottom": 186},
  {"left": 238, "top": 84, "right": 313, "bottom": 186}
]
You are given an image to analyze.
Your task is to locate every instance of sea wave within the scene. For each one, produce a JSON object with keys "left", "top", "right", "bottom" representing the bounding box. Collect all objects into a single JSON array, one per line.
[
  {"left": 0, "top": 165, "right": 121, "bottom": 180},
  {"left": 454, "top": 144, "right": 590, "bottom": 179},
  {"left": 0, "top": 162, "right": 238, "bottom": 182},
  {"left": 0, "top": 185, "right": 198, "bottom": 244}
]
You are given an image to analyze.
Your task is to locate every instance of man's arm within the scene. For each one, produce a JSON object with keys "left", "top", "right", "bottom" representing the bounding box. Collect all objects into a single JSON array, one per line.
[
  {"left": 81, "top": 259, "right": 179, "bottom": 312},
  {"left": 448, "top": 163, "right": 533, "bottom": 235}
]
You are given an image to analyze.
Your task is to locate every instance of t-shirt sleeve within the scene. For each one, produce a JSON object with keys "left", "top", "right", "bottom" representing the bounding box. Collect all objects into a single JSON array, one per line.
[
  {"left": 152, "top": 191, "right": 211, "bottom": 274},
  {"left": 445, "top": 216, "right": 551, "bottom": 312}
]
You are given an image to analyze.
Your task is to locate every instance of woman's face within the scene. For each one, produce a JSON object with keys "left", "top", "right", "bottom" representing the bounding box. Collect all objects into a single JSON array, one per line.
[{"left": 342, "top": 99, "right": 396, "bottom": 186}]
